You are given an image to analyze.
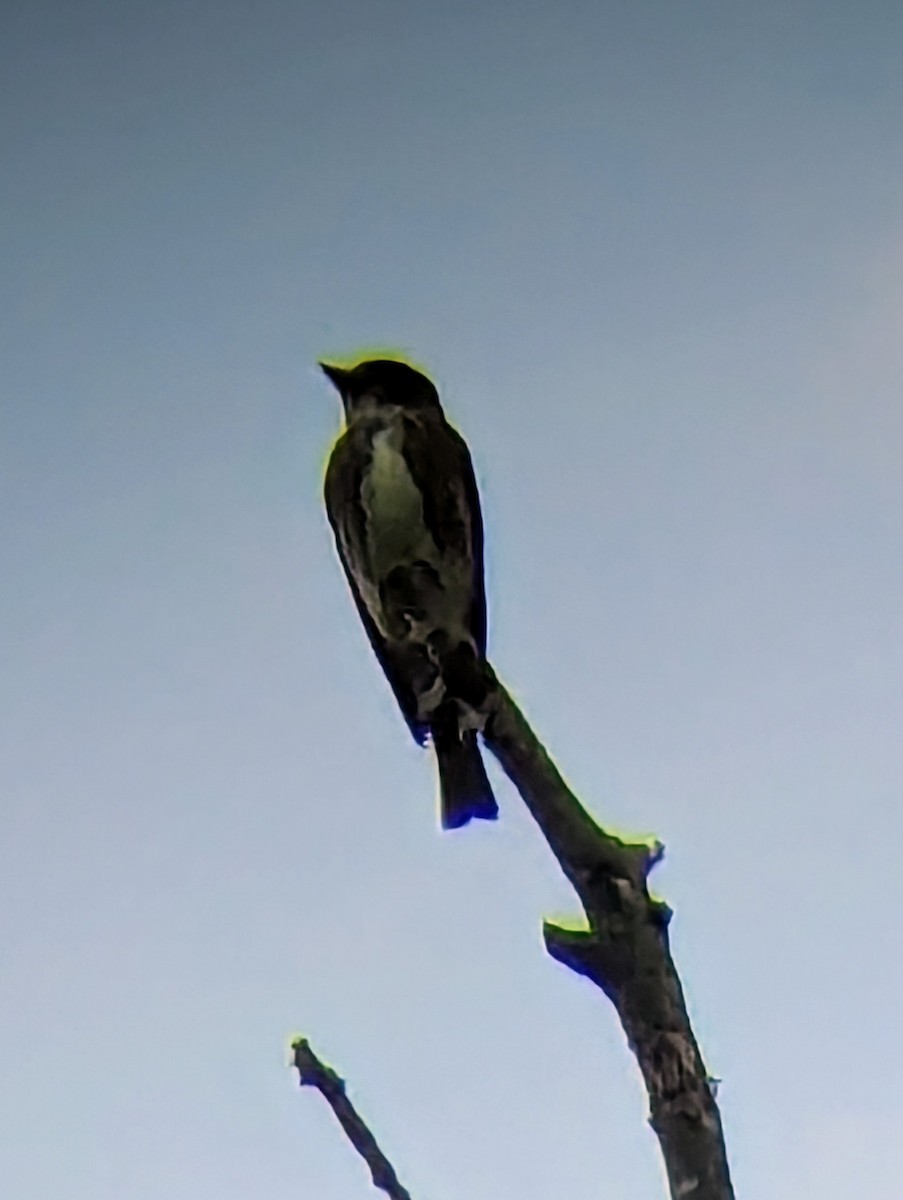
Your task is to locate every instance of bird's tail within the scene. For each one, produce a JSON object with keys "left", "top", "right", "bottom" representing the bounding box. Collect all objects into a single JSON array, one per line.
[{"left": 431, "top": 710, "right": 497, "bottom": 830}]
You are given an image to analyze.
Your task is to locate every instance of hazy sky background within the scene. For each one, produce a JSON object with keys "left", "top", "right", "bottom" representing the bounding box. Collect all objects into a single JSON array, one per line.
[{"left": 3, "top": 2, "right": 902, "bottom": 1197}]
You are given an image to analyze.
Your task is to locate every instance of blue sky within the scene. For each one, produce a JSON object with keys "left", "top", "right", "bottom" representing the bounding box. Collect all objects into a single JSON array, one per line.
[{"left": 3, "top": 2, "right": 902, "bottom": 1197}]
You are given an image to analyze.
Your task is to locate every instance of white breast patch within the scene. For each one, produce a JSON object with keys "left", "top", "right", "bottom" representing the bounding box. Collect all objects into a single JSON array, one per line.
[{"left": 362, "top": 428, "right": 438, "bottom": 576}]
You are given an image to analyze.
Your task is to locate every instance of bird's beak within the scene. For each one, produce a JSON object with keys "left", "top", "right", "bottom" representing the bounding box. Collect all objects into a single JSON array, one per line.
[{"left": 319, "top": 362, "right": 351, "bottom": 395}]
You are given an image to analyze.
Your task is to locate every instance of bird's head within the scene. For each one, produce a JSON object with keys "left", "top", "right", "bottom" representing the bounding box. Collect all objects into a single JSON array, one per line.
[{"left": 319, "top": 358, "right": 442, "bottom": 419}]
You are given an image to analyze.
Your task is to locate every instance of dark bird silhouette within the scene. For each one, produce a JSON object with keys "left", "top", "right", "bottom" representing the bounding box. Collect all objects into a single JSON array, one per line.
[{"left": 321, "top": 358, "right": 497, "bottom": 829}]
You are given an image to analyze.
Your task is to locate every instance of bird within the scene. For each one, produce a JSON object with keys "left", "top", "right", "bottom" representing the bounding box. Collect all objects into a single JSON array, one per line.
[{"left": 321, "top": 357, "right": 498, "bottom": 830}]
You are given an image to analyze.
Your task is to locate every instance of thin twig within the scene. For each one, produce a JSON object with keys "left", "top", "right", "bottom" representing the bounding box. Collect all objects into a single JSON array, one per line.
[{"left": 292, "top": 1038, "right": 413, "bottom": 1200}]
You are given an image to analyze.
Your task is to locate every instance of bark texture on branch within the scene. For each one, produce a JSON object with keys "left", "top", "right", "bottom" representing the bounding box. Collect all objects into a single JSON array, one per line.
[
  {"left": 292, "top": 1038, "right": 413, "bottom": 1200},
  {"left": 293, "top": 667, "right": 734, "bottom": 1200},
  {"left": 480, "top": 670, "right": 735, "bottom": 1200}
]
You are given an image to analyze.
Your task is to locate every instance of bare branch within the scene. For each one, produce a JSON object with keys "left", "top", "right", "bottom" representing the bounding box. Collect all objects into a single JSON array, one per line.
[
  {"left": 292, "top": 1038, "right": 414, "bottom": 1200},
  {"left": 292, "top": 668, "right": 734, "bottom": 1199},
  {"left": 481, "top": 670, "right": 735, "bottom": 1200}
]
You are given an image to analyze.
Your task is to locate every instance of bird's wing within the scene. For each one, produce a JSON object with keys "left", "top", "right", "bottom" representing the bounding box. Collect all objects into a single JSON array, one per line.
[
  {"left": 398, "top": 412, "right": 487, "bottom": 654},
  {"left": 324, "top": 426, "right": 429, "bottom": 745}
]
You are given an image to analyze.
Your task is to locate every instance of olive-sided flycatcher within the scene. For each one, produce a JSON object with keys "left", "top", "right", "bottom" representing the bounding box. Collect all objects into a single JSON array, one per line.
[{"left": 321, "top": 358, "right": 497, "bottom": 829}]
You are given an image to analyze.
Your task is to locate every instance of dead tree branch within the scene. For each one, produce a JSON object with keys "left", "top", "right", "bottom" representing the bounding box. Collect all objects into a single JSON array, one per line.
[
  {"left": 292, "top": 668, "right": 734, "bottom": 1200},
  {"left": 481, "top": 669, "right": 735, "bottom": 1200},
  {"left": 292, "top": 1038, "right": 413, "bottom": 1200}
]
